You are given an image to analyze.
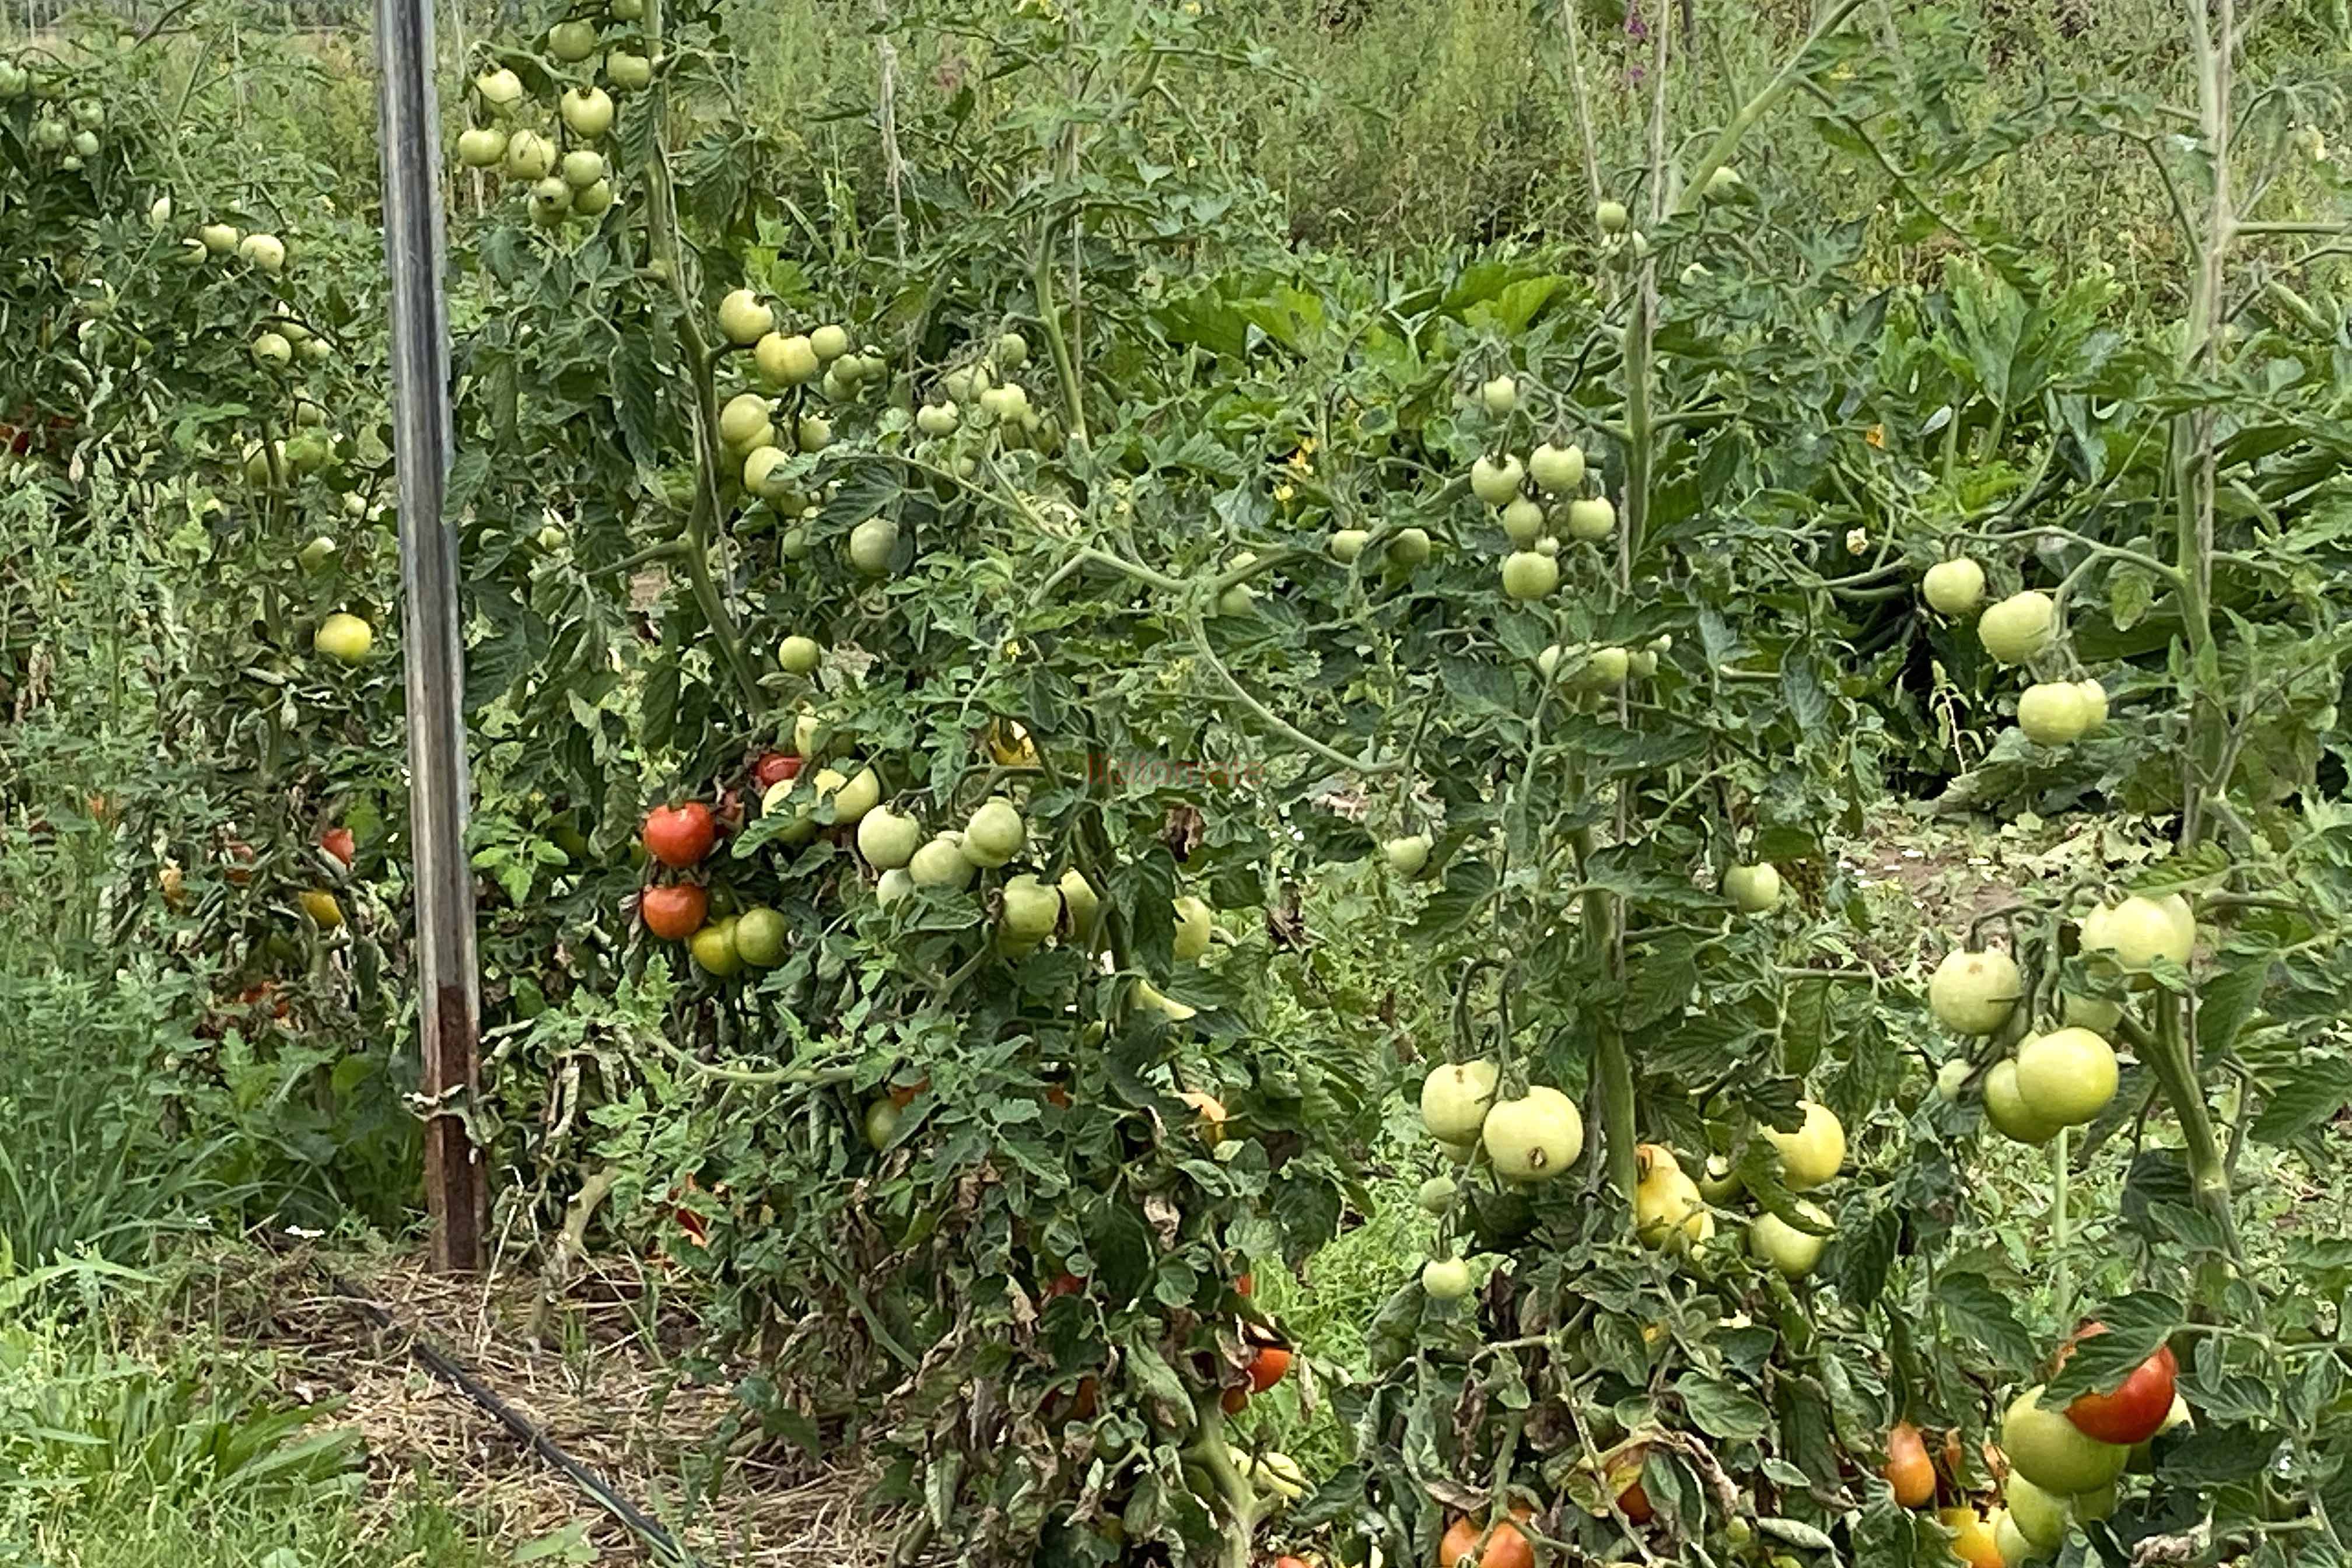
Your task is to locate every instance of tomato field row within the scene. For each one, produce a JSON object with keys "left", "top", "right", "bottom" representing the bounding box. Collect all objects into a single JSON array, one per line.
[{"left": 5, "top": 1, "right": 2352, "bottom": 1565}]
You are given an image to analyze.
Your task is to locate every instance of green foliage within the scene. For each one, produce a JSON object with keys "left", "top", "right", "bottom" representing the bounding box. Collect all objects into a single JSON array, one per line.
[{"left": 9, "top": 1, "right": 2352, "bottom": 1566}]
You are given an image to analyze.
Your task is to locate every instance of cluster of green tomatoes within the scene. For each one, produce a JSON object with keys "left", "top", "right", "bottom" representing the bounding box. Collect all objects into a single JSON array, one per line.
[{"left": 454, "top": 2, "right": 659, "bottom": 228}]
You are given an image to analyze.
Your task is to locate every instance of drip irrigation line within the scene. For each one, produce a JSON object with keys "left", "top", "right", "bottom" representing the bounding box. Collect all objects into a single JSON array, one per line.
[{"left": 324, "top": 1272, "right": 710, "bottom": 1568}]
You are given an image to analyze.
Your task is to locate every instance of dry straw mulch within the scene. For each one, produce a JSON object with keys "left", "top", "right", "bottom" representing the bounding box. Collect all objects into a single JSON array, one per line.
[{"left": 175, "top": 1241, "right": 921, "bottom": 1566}]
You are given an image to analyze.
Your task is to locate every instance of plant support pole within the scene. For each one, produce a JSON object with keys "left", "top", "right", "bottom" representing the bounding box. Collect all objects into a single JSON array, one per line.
[{"left": 377, "top": 0, "right": 485, "bottom": 1272}]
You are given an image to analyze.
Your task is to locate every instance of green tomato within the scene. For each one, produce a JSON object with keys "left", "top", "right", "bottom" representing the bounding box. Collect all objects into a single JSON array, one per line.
[
  {"left": 1984, "top": 1058, "right": 2062, "bottom": 1144},
  {"left": 1923, "top": 556, "right": 1985, "bottom": 616},
  {"left": 690, "top": 918, "right": 743, "bottom": 977},
  {"left": 855, "top": 806, "right": 923, "bottom": 872},
  {"left": 503, "top": 130, "right": 555, "bottom": 181},
  {"left": 456, "top": 126, "right": 508, "bottom": 167},
  {"left": 559, "top": 148, "right": 606, "bottom": 189},
  {"left": 1171, "top": 895, "right": 1213, "bottom": 961},
  {"left": 777, "top": 634, "right": 821, "bottom": 674},
  {"left": 1420, "top": 1060, "right": 1499, "bottom": 1144},
  {"left": 474, "top": 68, "right": 524, "bottom": 113},
  {"left": 999, "top": 873, "right": 1062, "bottom": 945},
  {"left": 1421, "top": 1256, "right": 1473, "bottom": 1300},
  {"left": 548, "top": 19, "right": 600, "bottom": 61},
  {"left": 1723, "top": 862, "right": 1780, "bottom": 913},
  {"left": 1482, "top": 1086, "right": 1584, "bottom": 1182},
  {"left": 1978, "top": 590, "right": 2055, "bottom": 664},
  {"left": 1500, "top": 550, "right": 1558, "bottom": 601},
  {"left": 847, "top": 516, "right": 898, "bottom": 575},
  {"left": 717, "top": 288, "right": 774, "bottom": 346},
  {"left": 1529, "top": 441, "right": 1585, "bottom": 494},
  {"left": 1383, "top": 832, "right": 1432, "bottom": 876},
  {"left": 1929, "top": 948, "right": 2021, "bottom": 1035},
  {"left": 960, "top": 799, "right": 1025, "bottom": 868},
  {"left": 559, "top": 85, "right": 614, "bottom": 138},
  {"left": 2002, "top": 1388, "right": 2130, "bottom": 1496},
  {"left": 1469, "top": 454, "right": 1524, "bottom": 506},
  {"left": 1748, "top": 1201, "right": 1831, "bottom": 1278},
  {"left": 2013, "top": 1026, "right": 2117, "bottom": 1126},
  {"left": 1500, "top": 496, "right": 1545, "bottom": 547},
  {"left": 606, "top": 50, "right": 653, "bottom": 90}
]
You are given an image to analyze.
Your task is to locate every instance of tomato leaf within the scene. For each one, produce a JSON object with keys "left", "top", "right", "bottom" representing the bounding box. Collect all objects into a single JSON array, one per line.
[
  {"left": 2158, "top": 1424, "right": 2280, "bottom": 1486},
  {"left": 1933, "top": 1270, "right": 2039, "bottom": 1370},
  {"left": 1827, "top": 1204, "right": 1899, "bottom": 1308},
  {"left": 1621, "top": 933, "right": 1698, "bottom": 1030},
  {"left": 2196, "top": 958, "right": 2269, "bottom": 1059},
  {"left": 2249, "top": 1053, "right": 2352, "bottom": 1145},
  {"left": 1676, "top": 1373, "right": 1769, "bottom": 1442}
]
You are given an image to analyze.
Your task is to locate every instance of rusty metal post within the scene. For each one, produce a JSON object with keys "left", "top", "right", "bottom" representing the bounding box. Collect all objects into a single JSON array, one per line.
[{"left": 376, "top": 0, "right": 484, "bottom": 1271}]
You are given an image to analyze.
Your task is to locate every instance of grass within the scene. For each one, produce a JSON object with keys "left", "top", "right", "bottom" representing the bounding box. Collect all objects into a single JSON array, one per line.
[
  {"left": 20, "top": 1490, "right": 497, "bottom": 1568},
  {"left": 0, "top": 1294, "right": 498, "bottom": 1568}
]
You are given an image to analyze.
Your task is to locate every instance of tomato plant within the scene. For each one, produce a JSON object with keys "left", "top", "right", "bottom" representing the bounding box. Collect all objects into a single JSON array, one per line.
[{"left": 13, "top": 0, "right": 2352, "bottom": 1564}]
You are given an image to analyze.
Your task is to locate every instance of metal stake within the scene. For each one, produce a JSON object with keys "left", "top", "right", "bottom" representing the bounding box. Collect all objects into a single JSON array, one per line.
[{"left": 376, "top": 0, "right": 483, "bottom": 1272}]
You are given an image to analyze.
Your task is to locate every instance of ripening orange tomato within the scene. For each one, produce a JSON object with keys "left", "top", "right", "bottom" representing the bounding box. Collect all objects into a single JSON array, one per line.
[{"left": 1886, "top": 1420, "right": 1937, "bottom": 1507}]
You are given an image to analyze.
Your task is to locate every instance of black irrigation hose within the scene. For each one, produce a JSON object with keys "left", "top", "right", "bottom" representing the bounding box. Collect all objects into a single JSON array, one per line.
[{"left": 324, "top": 1273, "right": 710, "bottom": 1568}]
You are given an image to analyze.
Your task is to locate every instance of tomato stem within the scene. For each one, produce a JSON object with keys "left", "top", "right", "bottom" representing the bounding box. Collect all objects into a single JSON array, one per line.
[
  {"left": 2050, "top": 1125, "right": 2072, "bottom": 1328},
  {"left": 1184, "top": 1394, "right": 1258, "bottom": 1568},
  {"left": 2141, "top": 993, "right": 2266, "bottom": 1334},
  {"left": 1031, "top": 240, "right": 1088, "bottom": 445},
  {"left": 639, "top": 0, "right": 762, "bottom": 714}
]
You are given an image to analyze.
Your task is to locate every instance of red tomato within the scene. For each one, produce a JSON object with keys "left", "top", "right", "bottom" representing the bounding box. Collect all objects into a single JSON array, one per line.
[
  {"left": 1236, "top": 1271, "right": 1255, "bottom": 1297},
  {"left": 1045, "top": 1272, "right": 1085, "bottom": 1299},
  {"left": 1044, "top": 1084, "right": 1072, "bottom": 1109},
  {"left": 752, "top": 752, "right": 802, "bottom": 790},
  {"left": 1220, "top": 1385, "right": 1247, "bottom": 1415},
  {"left": 1247, "top": 1343, "right": 1292, "bottom": 1392},
  {"left": 1437, "top": 1511, "right": 1534, "bottom": 1568},
  {"left": 642, "top": 802, "right": 716, "bottom": 868},
  {"left": 2061, "top": 1324, "right": 2179, "bottom": 1446},
  {"left": 639, "top": 883, "right": 708, "bottom": 940},
  {"left": 1618, "top": 1479, "right": 1653, "bottom": 1524},
  {"left": 320, "top": 826, "right": 355, "bottom": 868},
  {"left": 236, "top": 982, "right": 293, "bottom": 1021},
  {"left": 889, "top": 1076, "right": 929, "bottom": 1110},
  {"left": 668, "top": 1180, "right": 709, "bottom": 1247}
]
